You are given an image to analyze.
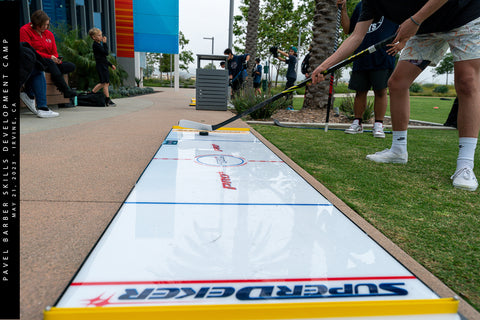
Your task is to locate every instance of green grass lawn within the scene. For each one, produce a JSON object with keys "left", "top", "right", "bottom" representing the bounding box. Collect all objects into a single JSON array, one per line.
[
  {"left": 386, "top": 96, "right": 455, "bottom": 124},
  {"left": 251, "top": 125, "right": 480, "bottom": 312},
  {"left": 292, "top": 95, "right": 456, "bottom": 124}
]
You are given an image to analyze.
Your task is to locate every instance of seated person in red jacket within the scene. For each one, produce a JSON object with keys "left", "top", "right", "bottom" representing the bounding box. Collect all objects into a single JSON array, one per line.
[{"left": 20, "top": 10, "right": 77, "bottom": 98}]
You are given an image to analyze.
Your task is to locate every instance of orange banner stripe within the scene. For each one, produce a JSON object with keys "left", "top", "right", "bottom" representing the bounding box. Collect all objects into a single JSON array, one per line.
[{"left": 114, "top": 0, "right": 134, "bottom": 57}]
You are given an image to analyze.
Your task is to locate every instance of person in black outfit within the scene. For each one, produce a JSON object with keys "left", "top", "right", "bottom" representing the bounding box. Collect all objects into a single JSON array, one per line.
[
  {"left": 339, "top": 0, "right": 397, "bottom": 138},
  {"left": 224, "top": 48, "right": 250, "bottom": 97},
  {"left": 88, "top": 28, "right": 117, "bottom": 106}
]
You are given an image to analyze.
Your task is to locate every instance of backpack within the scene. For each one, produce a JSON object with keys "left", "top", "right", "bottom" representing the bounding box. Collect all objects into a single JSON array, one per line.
[
  {"left": 301, "top": 52, "right": 310, "bottom": 75},
  {"left": 77, "top": 92, "right": 106, "bottom": 107}
]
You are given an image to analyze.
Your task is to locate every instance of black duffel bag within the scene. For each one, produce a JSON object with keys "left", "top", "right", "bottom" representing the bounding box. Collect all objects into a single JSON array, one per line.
[{"left": 77, "top": 92, "right": 106, "bottom": 107}]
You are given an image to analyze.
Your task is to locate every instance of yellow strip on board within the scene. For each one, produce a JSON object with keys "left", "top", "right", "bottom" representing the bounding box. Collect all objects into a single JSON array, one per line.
[
  {"left": 172, "top": 126, "right": 250, "bottom": 132},
  {"left": 44, "top": 298, "right": 458, "bottom": 320}
]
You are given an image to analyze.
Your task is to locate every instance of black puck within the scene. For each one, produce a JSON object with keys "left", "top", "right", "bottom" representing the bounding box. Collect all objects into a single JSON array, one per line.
[{"left": 199, "top": 131, "right": 209, "bottom": 136}]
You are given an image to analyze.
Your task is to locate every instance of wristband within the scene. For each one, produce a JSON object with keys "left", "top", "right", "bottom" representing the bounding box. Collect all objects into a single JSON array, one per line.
[{"left": 410, "top": 16, "right": 421, "bottom": 26}]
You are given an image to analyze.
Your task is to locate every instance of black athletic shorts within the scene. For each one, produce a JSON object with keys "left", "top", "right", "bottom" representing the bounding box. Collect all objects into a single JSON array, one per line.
[
  {"left": 348, "top": 69, "right": 392, "bottom": 91},
  {"left": 96, "top": 63, "right": 110, "bottom": 84},
  {"left": 253, "top": 82, "right": 261, "bottom": 89},
  {"left": 285, "top": 77, "right": 296, "bottom": 89}
]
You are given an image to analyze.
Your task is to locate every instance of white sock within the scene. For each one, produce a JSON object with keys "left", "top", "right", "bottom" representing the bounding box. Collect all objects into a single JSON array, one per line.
[
  {"left": 391, "top": 131, "right": 407, "bottom": 154},
  {"left": 456, "top": 137, "right": 477, "bottom": 171}
]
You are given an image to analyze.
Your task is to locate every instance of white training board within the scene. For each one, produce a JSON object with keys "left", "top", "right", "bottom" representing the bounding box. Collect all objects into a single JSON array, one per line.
[{"left": 46, "top": 128, "right": 459, "bottom": 319}]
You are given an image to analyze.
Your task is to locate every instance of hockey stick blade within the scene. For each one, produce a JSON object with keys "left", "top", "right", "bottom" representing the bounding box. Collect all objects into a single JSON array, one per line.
[
  {"left": 178, "top": 120, "right": 213, "bottom": 131},
  {"left": 178, "top": 35, "right": 395, "bottom": 131}
]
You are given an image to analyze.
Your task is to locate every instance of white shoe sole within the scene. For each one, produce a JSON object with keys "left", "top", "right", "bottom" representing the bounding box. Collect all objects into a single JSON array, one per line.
[
  {"left": 366, "top": 152, "right": 408, "bottom": 164},
  {"left": 20, "top": 93, "right": 38, "bottom": 115},
  {"left": 453, "top": 183, "right": 478, "bottom": 191}
]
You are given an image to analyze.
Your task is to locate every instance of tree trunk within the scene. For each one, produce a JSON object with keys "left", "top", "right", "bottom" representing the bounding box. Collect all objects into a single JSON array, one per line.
[
  {"left": 245, "top": 0, "right": 260, "bottom": 90},
  {"left": 304, "top": 0, "right": 338, "bottom": 110}
]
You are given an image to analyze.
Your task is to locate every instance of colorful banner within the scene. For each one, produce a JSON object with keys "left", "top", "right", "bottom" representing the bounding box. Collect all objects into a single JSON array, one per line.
[{"left": 115, "top": 0, "right": 134, "bottom": 58}]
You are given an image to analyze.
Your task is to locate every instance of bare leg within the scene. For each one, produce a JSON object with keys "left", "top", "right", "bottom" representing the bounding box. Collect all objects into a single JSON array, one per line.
[
  {"left": 387, "top": 61, "right": 423, "bottom": 131},
  {"left": 102, "top": 83, "right": 110, "bottom": 98},
  {"left": 353, "top": 91, "right": 368, "bottom": 119},
  {"left": 455, "top": 59, "right": 480, "bottom": 138},
  {"left": 373, "top": 87, "right": 388, "bottom": 121},
  {"left": 366, "top": 61, "right": 422, "bottom": 162},
  {"left": 92, "top": 83, "right": 104, "bottom": 93},
  {"left": 450, "top": 58, "right": 480, "bottom": 190}
]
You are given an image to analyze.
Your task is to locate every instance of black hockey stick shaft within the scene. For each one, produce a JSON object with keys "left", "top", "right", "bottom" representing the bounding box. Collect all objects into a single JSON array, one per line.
[
  {"left": 325, "top": 4, "right": 343, "bottom": 131},
  {"left": 207, "top": 35, "right": 395, "bottom": 131}
]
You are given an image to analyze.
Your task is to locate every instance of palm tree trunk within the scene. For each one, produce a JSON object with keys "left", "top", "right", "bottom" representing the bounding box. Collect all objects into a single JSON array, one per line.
[
  {"left": 245, "top": 0, "right": 260, "bottom": 90},
  {"left": 304, "top": 0, "right": 338, "bottom": 110}
]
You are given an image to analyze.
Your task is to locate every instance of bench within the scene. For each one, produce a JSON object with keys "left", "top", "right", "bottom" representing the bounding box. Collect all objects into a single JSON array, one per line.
[{"left": 20, "top": 73, "right": 70, "bottom": 108}]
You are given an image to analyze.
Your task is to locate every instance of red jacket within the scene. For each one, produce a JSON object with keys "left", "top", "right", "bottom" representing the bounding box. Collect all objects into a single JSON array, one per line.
[{"left": 19, "top": 23, "right": 58, "bottom": 60}]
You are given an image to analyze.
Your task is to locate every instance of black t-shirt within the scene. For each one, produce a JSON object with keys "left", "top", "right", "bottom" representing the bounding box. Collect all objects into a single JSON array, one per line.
[
  {"left": 227, "top": 54, "right": 249, "bottom": 80},
  {"left": 350, "top": 2, "right": 397, "bottom": 71},
  {"left": 359, "top": 0, "right": 480, "bottom": 34},
  {"left": 92, "top": 42, "right": 113, "bottom": 67},
  {"left": 285, "top": 55, "right": 297, "bottom": 80}
]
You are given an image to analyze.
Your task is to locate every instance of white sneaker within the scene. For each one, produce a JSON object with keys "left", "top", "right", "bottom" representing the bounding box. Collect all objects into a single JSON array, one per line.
[
  {"left": 345, "top": 122, "right": 363, "bottom": 134},
  {"left": 373, "top": 122, "right": 385, "bottom": 138},
  {"left": 36, "top": 108, "right": 59, "bottom": 118},
  {"left": 451, "top": 168, "right": 478, "bottom": 191},
  {"left": 366, "top": 149, "right": 408, "bottom": 164},
  {"left": 20, "top": 92, "right": 37, "bottom": 115}
]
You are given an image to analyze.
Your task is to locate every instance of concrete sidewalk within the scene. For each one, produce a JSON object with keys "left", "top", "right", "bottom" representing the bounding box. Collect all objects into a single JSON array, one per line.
[{"left": 20, "top": 88, "right": 247, "bottom": 320}]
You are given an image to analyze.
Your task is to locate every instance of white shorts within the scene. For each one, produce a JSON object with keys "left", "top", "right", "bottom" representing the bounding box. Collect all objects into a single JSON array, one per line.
[{"left": 399, "top": 16, "right": 480, "bottom": 66}]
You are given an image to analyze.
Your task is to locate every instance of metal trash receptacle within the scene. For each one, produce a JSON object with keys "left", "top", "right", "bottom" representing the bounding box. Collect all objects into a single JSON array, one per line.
[{"left": 196, "top": 54, "right": 228, "bottom": 111}]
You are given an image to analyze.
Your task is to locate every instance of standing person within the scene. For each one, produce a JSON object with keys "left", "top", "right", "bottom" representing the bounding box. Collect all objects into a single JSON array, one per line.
[
  {"left": 20, "top": 10, "right": 77, "bottom": 98},
  {"left": 276, "top": 46, "right": 298, "bottom": 109},
  {"left": 224, "top": 48, "right": 250, "bottom": 97},
  {"left": 339, "top": 0, "right": 397, "bottom": 138},
  {"left": 276, "top": 46, "right": 298, "bottom": 89},
  {"left": 311, "top": 0, "right": 480, "bottom": 191},
  {"left": 253, "top": 58, "right": 262, "bottom": 95},
  {"left": 88, "top": 28, "right": 117, "bottom": 106}
]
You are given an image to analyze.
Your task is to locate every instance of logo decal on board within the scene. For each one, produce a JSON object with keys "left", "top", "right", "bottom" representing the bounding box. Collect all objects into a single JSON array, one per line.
[
  {"left": 195, "top": 154, "right": 247, "bottom": 167},
  {"left": 79, "top": 281, "right": 410, "bottom": 306}
]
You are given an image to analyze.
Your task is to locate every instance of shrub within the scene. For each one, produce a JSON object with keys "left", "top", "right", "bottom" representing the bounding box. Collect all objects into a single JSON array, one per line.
[
  {"left": 433, "top": 85, "right": 449, "bottom": 94},
  {"left": 231, "top": 89, "right": 286, "bottom": 120},
  {"left": 108, "top": 86, "right": 154, "bottom": 98},
  {"left": 338, "top": 94, "right": 374, "bottom": 122},
  {"left": 409, "top": 82, "right": 424, "bottom": 93}
]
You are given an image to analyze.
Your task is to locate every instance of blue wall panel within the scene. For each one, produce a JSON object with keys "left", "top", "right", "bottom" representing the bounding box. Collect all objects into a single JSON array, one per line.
[
  {"left": 43, "top": 0, "right": 68, "bottom": 26},
  {"left": 133, "top": 0, "right": 179, "bottom": 54}
]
